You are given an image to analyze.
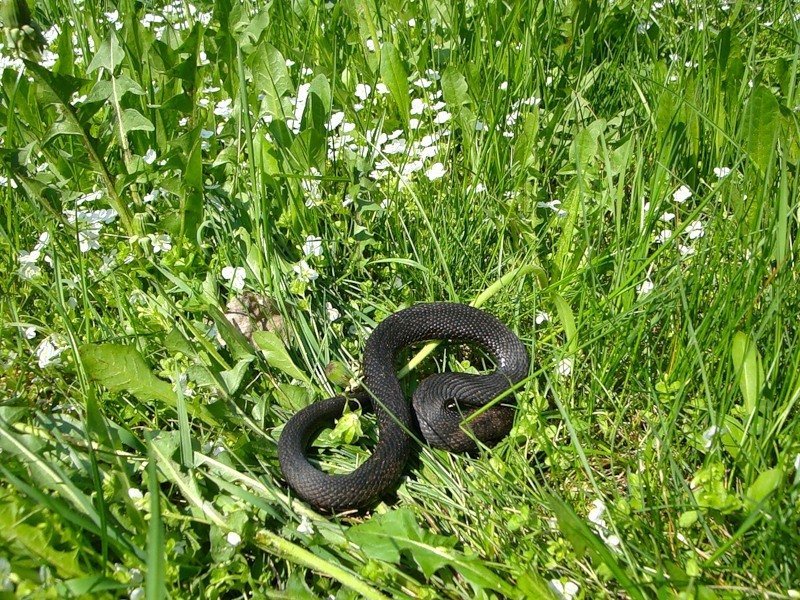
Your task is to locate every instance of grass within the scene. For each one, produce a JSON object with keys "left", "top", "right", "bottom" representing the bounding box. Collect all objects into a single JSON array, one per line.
[{"left": 0, "top": 0, "right": 799, "bottom": 597}]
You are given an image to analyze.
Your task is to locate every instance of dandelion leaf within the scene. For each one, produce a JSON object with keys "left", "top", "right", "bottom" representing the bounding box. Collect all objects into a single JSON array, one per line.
[
  {"left": 80, "top": 343, "right": 176, "bottom": 404},
  {"left": 380, "top": 42, "right": 410, "bottom": 123},
  {"left": 346, "top": 509, "right": 515, "bottom": 596},
  {"left": 731, "top": 331, "right": 763, "bottom": 416},
  {"left": 742, "top": 85, "right": 780, "bottom": 177}
]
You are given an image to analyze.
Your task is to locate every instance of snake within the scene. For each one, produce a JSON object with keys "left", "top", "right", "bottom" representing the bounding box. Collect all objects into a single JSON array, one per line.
[{"left": 277, "top": 302, "right": 530, "bottom": 512}]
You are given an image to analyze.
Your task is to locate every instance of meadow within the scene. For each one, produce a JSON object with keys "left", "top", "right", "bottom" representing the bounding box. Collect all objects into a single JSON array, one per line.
[{"left": 1, "top": 0, "right": 799, "bottom": 597}]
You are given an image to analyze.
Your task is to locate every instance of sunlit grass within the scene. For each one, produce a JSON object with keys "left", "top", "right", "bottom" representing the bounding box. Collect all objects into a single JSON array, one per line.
[{"left": 0, "top": 0, "right": 798, "bottom": 597}]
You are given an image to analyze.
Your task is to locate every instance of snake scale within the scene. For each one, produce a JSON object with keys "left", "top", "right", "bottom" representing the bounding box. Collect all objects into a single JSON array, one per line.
[{"left": 277, "top": 302, "right": 529, "bottom": 512}]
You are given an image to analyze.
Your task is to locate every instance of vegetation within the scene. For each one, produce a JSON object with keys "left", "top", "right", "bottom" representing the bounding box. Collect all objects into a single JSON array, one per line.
[{"left": 0, "top": 0, "right": 798, "bottom": 597}]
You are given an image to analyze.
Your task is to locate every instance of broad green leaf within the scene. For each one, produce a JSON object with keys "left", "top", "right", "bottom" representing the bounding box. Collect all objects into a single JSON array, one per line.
[
  {"left": 513, "top": 112, "right": 539, "bottom": 167},
  {"left": 731, "top": 331, "right": 763, "bottom": 416},
  {"left": 0, "top": 464, "right": 141, "bottom": 559},
  {"left": 80, "top": 343, "right": 176, "bottom": 404},
  {"left": 302, "top": 74, "right": 331, "bottom": 133},
  {"left": 251, "top": 42, "right": 292, "bottom": 118},
  {"left": 308, "top": 74, "right": 331, "bottom": 113},
  {"left": 0, "top": 422, "right": 108, "bottom": 533},
  {"left": 42, "top": 118, "right": 83, "bottom": 144},
  {"left": 85, "top": 75, "right": 145, "bottom": 104},
  {"left": 0, "top": 0, "right": 35, "bottom": 29},
  {"left": 120, "top": 108, "right": 155, "bottom": 134},
  {"left": 741, "top": 85, "right": 780, "bottom": 176},
  {"left": 0, "top": 501, "right": 84, "bottom": 578},
  {"left": 324, "top": 360, "right": 351, "bottom": 387},
  {"left": 235, "top": 8, "right": 270, "bottom": 47},
  {"left": 678, "top": 510, "right": 699, "bottom": 528},
  {"left": 275, "top": 382, "right": 311, "bottom": 411},
  {"left": 55, "top": 577, "right": 127, "bottom": 597},
  {"left": 441, "top": 66, "right": 470, "bottom": 108},
  {"left": 87, "top": 33, "right": 125, "bottom": 73},
  {"left": 220, "top": 357, "right": 254, "bottom": 394},
  {"left": 114, "top": 73, "right": 146, "bottom": 97},
  {"left": 744, "top": 468, "right": 783, "bottom": 511},
  {"left": 689, "top": 463, "right": 741, "bottom": 513},
  {"left": 552, "top": 182, "right": 580, "bottom": 275},
  {"left": 252, "top": 331, "right": 310, "bottom": 383},
  {"left": 516, "top": 571, "right": 558, "bottom": 599},
  {"left": 23, "top": 59, "right": 86, "bottom": 107},
  {"left": 346, "top": 509, "right": 517, "bottom": 596},
  {"left": 379, "top": 42, "right": 410, "bottom": 123},
  {"left": 551, "top": 293, "right": 578, "bottom": 354},
  {"left": 330, "top": 409, "right": 363, "bottom": 444},
  {"left": 181, "top": 126, "right": 204, "bottom": 241},
  {"left": 150, "top": 440, "right": 227, "bottom": 527},
  {"left": 571, "top": 119, "right": 605, "bottom": 170},
  {"left": 548, "top": 495, "right": 646, "bottom": 600}
]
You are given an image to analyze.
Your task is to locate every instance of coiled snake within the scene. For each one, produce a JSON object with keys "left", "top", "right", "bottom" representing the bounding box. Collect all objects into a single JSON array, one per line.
[{"left": 277, "top": 303, "right": 529, "bottom": 512}]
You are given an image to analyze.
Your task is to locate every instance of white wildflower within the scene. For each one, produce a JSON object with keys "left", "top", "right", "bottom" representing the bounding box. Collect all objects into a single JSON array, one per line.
[
  {"left": 425, "top": 162, "right": 446, "bottom": 181},
  {"left": 354, "top": 83, "right": 371, "bottom": 101},
  {"left": 18, "top": 250, "right": 42, "bottom": 280},
  {"left": 76, "top": 190, "right": 103, "bottom": 205},
  {"left": 293, "top": 260, "right": 319, "bottom": 282},
  {"left": 130, "top": 588, "right": 145, "bottom": 600},
  {"left": 535, "top": 311, "right": 550, "bottom": 325},
  {"left": 587, "top": 499, "right": 621, "bottom": 550},
  {"left": 326, "top": 302, "right": 340, "bottom": 322},
  {"left": 702, "top": 425, "right": 719, "bottom": 449},
  {"left": 221, "top": 266, "right": 246, "bottom": 291},
  {"left": 383, "top": 138, "right": 407, "bottom": 154},
  {"left": 655, "top": 229, "right": 672, "bottom": 244},
  {"left": 226, "top": 532, "right": 241, "bottom": 546},
  {"left": 326, "top": 111, "right": 345, "bottom": 130},
  {"left": 297, "top": 515, "right": 315, "bottom": 535},
  {"left": 673, "top": 185, "right": 692, "bottom": 203},
  {"left": 686, "top": 220, "right": 705, "bottom": 240},
  {"left": 637, "top": 279, "right": 654, "bottom": 296},
  {"left": 143, "top": 148, "right": 157, "bottom": 164},
  {"left": 143, "top": 189, "right": 160, "bottom": 204},
  {"left": 548, "top": 579, "right": 579, "bottom": 600},
  {"left": 78, "top": 226, "right": 102, "bottom": 253},
  {"left": 35, "top": 334, "right": 68, "bottom": 368},
  {"left": 537, "top": 199, "right": 567, "bottom": 217},
  {"left": 150, "top": 234, "right": 172, "bottom": 253},
  {"left": 302, "top": 235, "right": 323, "bottom": 257},
  {"left": 127, "top": 488, "right": 144, "bottom": 500},
  {"left": 556, "top": 357, "right": 573, "bottom": 378},
  {"left": 713, "top": 166, "right": 731, "bottom": 178}
]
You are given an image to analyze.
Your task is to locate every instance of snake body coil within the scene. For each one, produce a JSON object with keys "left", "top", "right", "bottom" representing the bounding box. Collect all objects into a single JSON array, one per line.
[{"left": 277, "top": 302, "right": 529, "bottom": 512}]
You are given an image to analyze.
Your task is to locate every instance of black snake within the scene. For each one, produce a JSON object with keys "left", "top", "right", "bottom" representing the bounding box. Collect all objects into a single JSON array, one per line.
[{"left": 277, "top": 302, "right": 529, "bottom": 512}]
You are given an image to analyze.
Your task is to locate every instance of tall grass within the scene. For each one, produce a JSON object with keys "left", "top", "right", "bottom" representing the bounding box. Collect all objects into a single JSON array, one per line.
[{"left": 0, "top": 0, "right": 798, "bottom": 597}]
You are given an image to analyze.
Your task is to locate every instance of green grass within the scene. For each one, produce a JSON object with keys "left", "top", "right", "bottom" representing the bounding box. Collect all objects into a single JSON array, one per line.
[{"left": 1, "top": 0, "right": 799, "bottom": 597}]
